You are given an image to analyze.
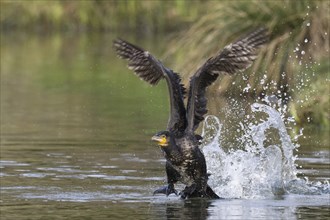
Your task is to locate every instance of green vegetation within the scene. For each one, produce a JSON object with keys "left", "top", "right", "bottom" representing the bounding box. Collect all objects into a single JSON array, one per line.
[
  {"left": 289, "top": 60, "right": 329, "bottom": 128},
  {"left": 1, "top": 0, "right": 329, "bottom": 129},
  {"left": 166, "top": 0, "right": 329, "bottom": 129},
  {"left": 0, "top": 0, "right": 200, "bottom": 32}
]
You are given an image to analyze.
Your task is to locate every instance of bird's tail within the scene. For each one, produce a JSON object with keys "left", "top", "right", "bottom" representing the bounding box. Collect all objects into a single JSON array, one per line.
[{"left": 206, "top": 185, "right": 220, "bottom": 199}]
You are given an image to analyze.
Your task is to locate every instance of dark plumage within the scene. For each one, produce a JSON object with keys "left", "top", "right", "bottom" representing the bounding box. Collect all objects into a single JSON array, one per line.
[{"left": 113, "top": 28, "right": 268, "bottom": 199}]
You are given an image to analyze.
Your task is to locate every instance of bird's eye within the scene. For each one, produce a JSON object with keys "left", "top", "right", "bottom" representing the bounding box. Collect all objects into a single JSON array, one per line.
[{"left": 161, "top": 135, "right": 166, "bottom": 139}]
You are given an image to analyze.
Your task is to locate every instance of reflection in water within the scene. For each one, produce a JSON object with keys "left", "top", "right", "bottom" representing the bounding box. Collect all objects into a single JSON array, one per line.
[
  {"left": 151, "top": 199, "right": 212, "bottom": 220},
  {"left": 1, "top": 32, "right": 329, "bottom": 219},
  {"left": 150, "top": 196, "right": 330, "bottom": 220}
]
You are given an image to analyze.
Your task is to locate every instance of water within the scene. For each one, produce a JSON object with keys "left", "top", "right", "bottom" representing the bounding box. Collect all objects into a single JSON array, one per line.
[
  {"left": 1, "top": 32, "right": 329, "bottom": 219},
  {"left": 202, "top": 108, "right": 329, "bottom": 199}
]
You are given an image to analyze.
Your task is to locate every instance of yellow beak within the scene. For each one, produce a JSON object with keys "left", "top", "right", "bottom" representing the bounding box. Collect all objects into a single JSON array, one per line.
[{"left": 151, "top": 135, "right": 168, "bottom": 147}]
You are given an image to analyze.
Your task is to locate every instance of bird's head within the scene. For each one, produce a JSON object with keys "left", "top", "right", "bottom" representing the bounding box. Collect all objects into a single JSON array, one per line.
[{"left": 151, "top": 131, "right": 171, "bottom": 147}]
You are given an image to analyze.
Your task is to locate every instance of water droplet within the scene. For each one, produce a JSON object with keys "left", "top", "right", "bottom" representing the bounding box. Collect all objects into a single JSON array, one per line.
[
  {"left": 243, "top": 84, "right": 251, "bottom": 93},
  {"left": 301, "top": 51, "right": 305, "bottom": 55},
  {"left": 304, "top": 38, "right": 308, "bottom": 43},
  {"left": 306, "top": 22, "right": 310, "bottom": 27}
]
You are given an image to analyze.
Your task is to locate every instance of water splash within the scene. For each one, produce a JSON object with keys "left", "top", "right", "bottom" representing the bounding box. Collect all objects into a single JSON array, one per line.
[{"left": 201, "top": 103, "right": 329, "bottom": 199}]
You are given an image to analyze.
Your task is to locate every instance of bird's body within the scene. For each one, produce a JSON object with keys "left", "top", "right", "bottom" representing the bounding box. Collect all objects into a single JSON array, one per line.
[
  {"left": 113, "top": 28, "right": 268, "bottom": 199},
  {"left": 152, "top": 131, "right": 217, "bottom": 198},
  {"left": 165, "top": 135, "right": 203, "bottom": 185}
]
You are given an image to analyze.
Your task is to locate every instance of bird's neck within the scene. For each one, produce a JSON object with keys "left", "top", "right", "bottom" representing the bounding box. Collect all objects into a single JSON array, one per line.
[{"left": 162, "top": 143, "right": 182, "bottom": 163}]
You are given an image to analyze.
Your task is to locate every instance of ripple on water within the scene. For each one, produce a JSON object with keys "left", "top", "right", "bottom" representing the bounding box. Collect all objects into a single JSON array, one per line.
[
  {"left": 1, "top": 186, "right": 37, "bottom": 190},
  {"left": 36, "top": 167, "right": 98, "bottom": 173},
  {"left": 99, "top": 165, "right": 118, "bottom": 169},
  {"left": 0, "top": 160, "right": 30, "bottom": 167},
  {"left": 18, "top": 191, "right": 153, "bottom": 202},
  {"left": 19, "top": 173, "right": 56, "bottom": 178}
]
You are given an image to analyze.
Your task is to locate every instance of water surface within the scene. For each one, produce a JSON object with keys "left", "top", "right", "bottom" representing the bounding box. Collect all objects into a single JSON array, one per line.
[{"left": 1, "top": 32, "right": 329, "bottom": 219}]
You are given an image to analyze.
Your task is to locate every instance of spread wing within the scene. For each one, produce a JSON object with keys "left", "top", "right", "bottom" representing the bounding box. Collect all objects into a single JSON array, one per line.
[
  {"left": 186, "top": 28, "right": 268, "bottom": 132},
  {"left": 113, "top": 39, "right": 187, "bottom": 135}
]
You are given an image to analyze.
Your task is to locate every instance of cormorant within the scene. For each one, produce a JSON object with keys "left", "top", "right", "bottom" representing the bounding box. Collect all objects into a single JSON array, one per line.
[{"left": 113, "top": 28, "right": 268, "bottom": 199}]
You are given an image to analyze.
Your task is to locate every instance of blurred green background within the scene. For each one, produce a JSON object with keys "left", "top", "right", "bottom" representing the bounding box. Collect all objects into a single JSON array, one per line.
[
  {"left": 1, "top": 0, "right": 329, "bottom": 131},
  {"left": 1, "top": 2, "right": 329, "bottom": 219}
]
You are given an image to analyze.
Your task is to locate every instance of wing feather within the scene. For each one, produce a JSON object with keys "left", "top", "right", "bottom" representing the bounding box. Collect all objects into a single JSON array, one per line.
[
  {"left": 114, "top": 39, "right": 164, "bottom": 85},
  {"left": 186, "top": 28, "right": 268, "bottom": 132},
  {"left": 113, "top": 39, "right": 187, "bottom": 135}
]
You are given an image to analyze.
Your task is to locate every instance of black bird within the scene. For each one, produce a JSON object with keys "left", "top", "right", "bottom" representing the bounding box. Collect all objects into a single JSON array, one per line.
[{"left": 113, "top": 28, "right": 268, "bottom": 199}]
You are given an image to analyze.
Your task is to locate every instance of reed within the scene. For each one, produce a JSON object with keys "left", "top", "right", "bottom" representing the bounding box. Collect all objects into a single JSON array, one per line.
[
  {"left": 0, "top": 0, "right": 200, "bottom": 32},
  {"left": 165, "top": 0, "right": 329, "bottom": 128}
]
